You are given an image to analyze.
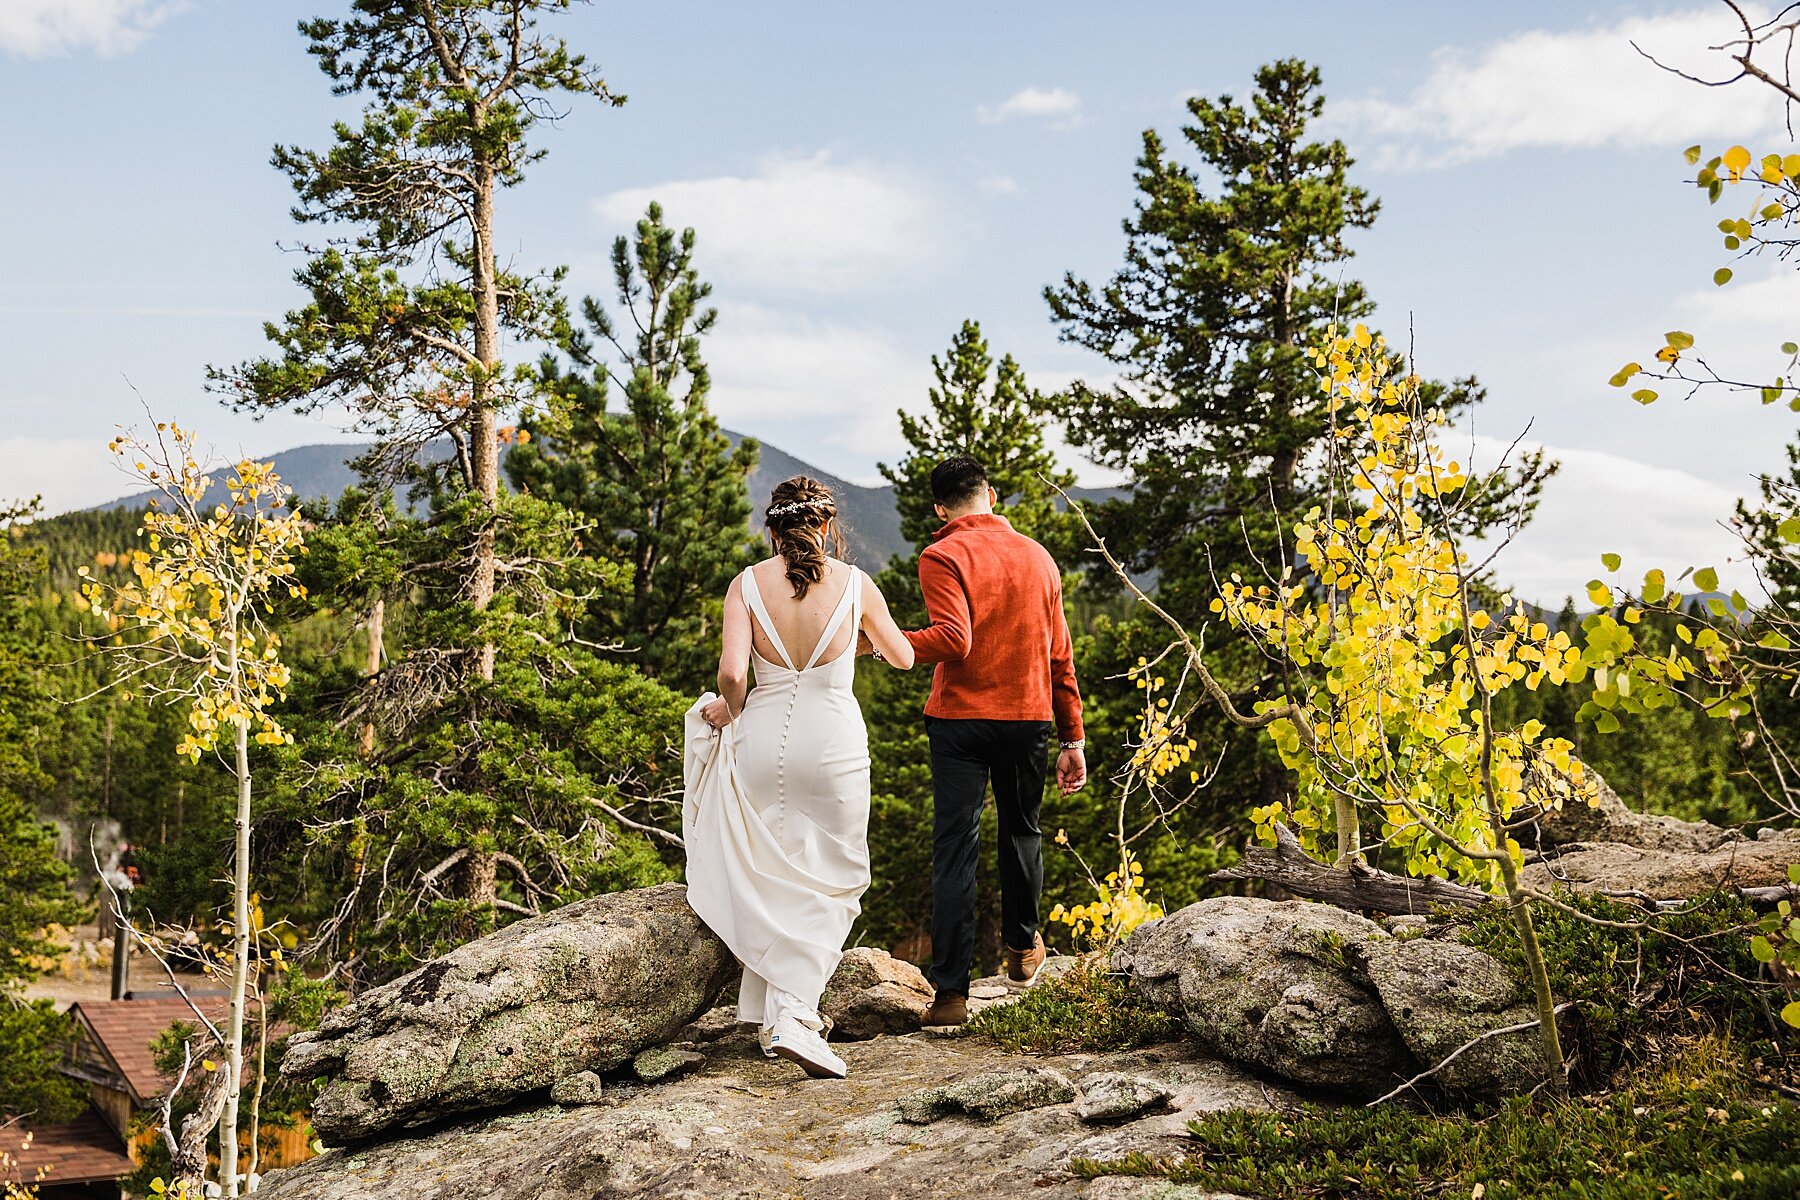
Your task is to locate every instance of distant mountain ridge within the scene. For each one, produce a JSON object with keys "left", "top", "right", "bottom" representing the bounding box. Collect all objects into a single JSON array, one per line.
[{"left": 87, "top": 433, "right": 1121, "bottom": 570}]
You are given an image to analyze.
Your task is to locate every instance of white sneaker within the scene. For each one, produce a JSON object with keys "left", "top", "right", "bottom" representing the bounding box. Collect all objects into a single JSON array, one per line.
[
  {"left": 767, "top": 1016, "right": 847, "bottom": 1079},
  {"left": 759, "top": 1014, "right": 833, "bottom": 1059}
]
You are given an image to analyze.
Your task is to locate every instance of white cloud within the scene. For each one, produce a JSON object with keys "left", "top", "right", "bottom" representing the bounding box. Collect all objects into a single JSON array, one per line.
[
  {"left": 593, "top": 151, "right": 958, "bottom": 298},
  {"left": 0, "top": 0, "right": 183, "bottom": 59},
  {"left": 979, "top": 86, "right": 1084, "bottom": 127},
  {"left": 976, "top": 172, "right": 1020, "bottom": 197},
  {"left": 709, "top": 305, "right": 917, "bottom": 420},
  {"left": 1465, "top": 434, "right": 1754, "bottom": 606},
  {"left": 1336, "top": 8, "right": 1787, "bottom": 168},
  {"left": 0, "top": 435, "right": 139, "bottom": 514}
]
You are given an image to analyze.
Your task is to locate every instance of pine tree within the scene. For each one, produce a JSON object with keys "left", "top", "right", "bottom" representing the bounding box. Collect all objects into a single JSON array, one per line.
[
  {"left": 212, "top": 1, "right": 630, "bottom": 919},
  {"left": 0, "top": 499, "right": 87, "bottom": 1124},
  {"left": 1042, "top": 59, "right": 1536, "bottom": 620},
  {"left": 1041, "top": 59, "right": 1551, "bottom": 830},
  {"left": 859, "top": 321, "right": 1076, "bottom": 964},
  {"left": 510, "top": 202, "right": 759, "bottom": 692}
]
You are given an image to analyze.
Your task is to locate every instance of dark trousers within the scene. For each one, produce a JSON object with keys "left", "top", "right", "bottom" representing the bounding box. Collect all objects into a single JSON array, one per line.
[{"left": 926, "top": 717, "right": 1052, "bottom": 996}]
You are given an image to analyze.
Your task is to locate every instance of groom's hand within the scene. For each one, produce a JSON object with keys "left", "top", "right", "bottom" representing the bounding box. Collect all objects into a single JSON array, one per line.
[
  {"left": 855, "top": 630, "right": 875, "bottom": 656},
  {"left": 1056, "top": 746, "right": 1087, "bottom": 795}
]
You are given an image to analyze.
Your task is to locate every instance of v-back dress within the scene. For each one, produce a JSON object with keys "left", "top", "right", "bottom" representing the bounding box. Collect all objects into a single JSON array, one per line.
[{"left": 682, "top": 564, "right": 873, "bottom": 1029}]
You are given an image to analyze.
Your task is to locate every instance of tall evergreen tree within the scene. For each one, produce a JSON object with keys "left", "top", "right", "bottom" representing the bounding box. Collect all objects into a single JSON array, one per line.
[
  {"left": 510, "top": 203, "right": 759, "bottom": 692},
  {"left": 1041, "top": 59, "right": 1551, "bottom": 824},
  {"left": 859, "top": 320, "right": 1076, "bottom": 963},
  {"left": 1043, "top": 59, "right": 1534, "bottom": 620},
  {"left": 0, "top": 499, "right": 87, "bottom": 1123},
  {"left": 212, "top": 1, "right": 631, "bottom": 919}
]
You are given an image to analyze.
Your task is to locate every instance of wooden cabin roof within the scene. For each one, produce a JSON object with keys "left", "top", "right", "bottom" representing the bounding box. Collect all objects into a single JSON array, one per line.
[
  {"left": 65, "top": 996, "right": 251, "bottom": 1106},
  {"left": 3, "top": 1109, "right": 136, "bottom": 1188}
]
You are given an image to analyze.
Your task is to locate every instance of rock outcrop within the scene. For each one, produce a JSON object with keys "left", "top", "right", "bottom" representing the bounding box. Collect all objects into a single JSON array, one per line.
[
  {"left": 255, "top": 883, "right": 1589, "bottom": 1197},
  {"left": 282, "top": 882, "right": 736, "bottom": 1143},
  {"left": 254, "top": 1028, "right": 1298, "bottom": 1200},
  {"left": 1113, "top": 896, "right": 1550, "bottom": 1099},
  {"left": 1520, "top": 768, "right": 1799, "bottom": 898},
  {"left": 1113, "top": 896, "right": 1415, "bottom": 1094}
]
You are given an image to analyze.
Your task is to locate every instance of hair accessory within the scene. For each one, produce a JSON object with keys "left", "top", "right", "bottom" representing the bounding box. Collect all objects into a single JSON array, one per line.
[{"left": 768, "top": 497, "right": 831, "bottom": 519}]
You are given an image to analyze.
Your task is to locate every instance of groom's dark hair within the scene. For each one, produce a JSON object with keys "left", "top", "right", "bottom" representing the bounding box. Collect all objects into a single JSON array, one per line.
[{"left": 931, "top": 455, "right": 990, "bottom": 508}]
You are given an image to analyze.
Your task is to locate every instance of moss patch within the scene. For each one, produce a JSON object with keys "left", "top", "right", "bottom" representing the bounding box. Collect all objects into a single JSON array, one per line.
[{"left": 963, "top": 956, "right": 1181, "bottom": 1055}]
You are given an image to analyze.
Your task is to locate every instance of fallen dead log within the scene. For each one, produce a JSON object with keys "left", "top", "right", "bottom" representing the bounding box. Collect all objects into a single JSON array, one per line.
[
  {"left": 1211, "top": 823, "right": 1800, "bottom": 914},
  {"left": 1210, "top": 823, "right": 1490, "bottom": 913}
]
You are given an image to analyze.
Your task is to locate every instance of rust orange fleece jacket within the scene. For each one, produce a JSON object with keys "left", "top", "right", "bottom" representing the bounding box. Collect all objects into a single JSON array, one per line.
[{"left": 902, "top": 513, "right": 1084, "bottom": 741}]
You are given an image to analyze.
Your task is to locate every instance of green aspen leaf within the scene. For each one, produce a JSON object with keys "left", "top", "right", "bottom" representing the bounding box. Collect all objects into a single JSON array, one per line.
[
  {"left": 1782, "top": 342, "right": 1799, "bottom": 355},
  {"left": 1730, "top": 589, "right": 1748, "bottom": 611},
  {"left": 1789, "top": 863, "right": 1800, "bottom": 884},
  {"left": 1778, "top": 516, "right": 1800, "bottom": 543},
  {"left": 1643, "top": 568, "right": 1666, "bottom": 604},
  {"left": 1783, "top": 1000, "right": 1800, "bottom": 1029},
  {"left": 1684, "top": 144, "right": 1703, "bottom": 165},
  {"left": 1714, "top": 267, "right": 1733, "bottom": 286},
  {"left": 1764, "top": 385, "right": 1784, "bottom": 404},
  {"left": 1601, "top": 553, "right": 1622, "bottom": 572},
  {"left": 1708, "top": 180, "right": 1723, "bottom": 203},
  {"left": 1751, "top": 935, "right": 1777, "bottom": 963},
  {"left": 1717, "top": 218, "right": 1738, "bottom": 233},
  {"left": 1759, "top": 630, "right": 1793, "bottom": 650},
  {"left": 1665, "top": 330, "right": 1695, "bottom": 351},
  {"left": 1693, "top": 566, "right": 1719, "bottom": 592},
  {"left": 1725, "top": 236, "right": 1741, "bottom": 250},
  {"left": 1594, "top": 710, "right": 1621, "bottom": 734},
  {"left": 1631, "top": 389, "right": 1658, "bottom": 405}
]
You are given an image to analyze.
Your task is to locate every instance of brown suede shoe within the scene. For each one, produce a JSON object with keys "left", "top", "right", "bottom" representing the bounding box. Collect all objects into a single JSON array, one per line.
[
  {"left": 1005, "top": 932, "right": 1047, "bottom": 983},
  {"left": 923, "top": 990, "right": 968, "bottom": 1027}
]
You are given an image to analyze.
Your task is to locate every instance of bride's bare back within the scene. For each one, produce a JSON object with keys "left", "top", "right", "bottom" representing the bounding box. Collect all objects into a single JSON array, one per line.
[{"left": 748, "top": 556, "right": 864, "bottom": 668}]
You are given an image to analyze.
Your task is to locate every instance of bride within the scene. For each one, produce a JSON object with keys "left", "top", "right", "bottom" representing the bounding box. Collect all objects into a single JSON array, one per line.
[{"left": 682, "top": 475, "right": 915, "bottom": 1079}]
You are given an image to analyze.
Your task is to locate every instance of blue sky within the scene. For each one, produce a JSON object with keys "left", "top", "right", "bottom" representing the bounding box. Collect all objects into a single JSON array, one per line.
[{"left": 2, "top": 1, "right": 1795, "bottom": 604}]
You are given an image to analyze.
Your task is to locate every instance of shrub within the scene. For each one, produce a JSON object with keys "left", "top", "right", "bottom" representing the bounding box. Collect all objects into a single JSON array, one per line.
[
  {"left": 1072, "top": 1038, "right": 1799, "bottom": 1200},
  {"left": 963, "top": 955, "right": 1181, "bottom": 1055},
  {"left": 1440, "top": 890, "right": 1774, "bottom": 1078}
]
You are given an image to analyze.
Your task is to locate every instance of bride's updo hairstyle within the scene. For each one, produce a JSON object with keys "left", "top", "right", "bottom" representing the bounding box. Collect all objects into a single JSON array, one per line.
[{"left": 765, "top": 475, "right": 843, "bottom": 598}]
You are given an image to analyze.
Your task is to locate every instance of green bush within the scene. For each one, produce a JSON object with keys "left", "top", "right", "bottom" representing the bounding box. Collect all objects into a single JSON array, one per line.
[
  {"left": 1441, "top": 890, "right": 1773, "bottom": 1077},
  {"left": 1072, "top": 1039, "right": 1799, "bottom": 1200},
  {"left": 963, "top": 955, "right": 1181, "bottom": 1054}
]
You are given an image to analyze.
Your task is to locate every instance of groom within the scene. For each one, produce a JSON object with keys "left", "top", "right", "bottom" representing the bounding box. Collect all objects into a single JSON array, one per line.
[{"left": 892, "top": 455, "right": 1086, "bottom": 1027}]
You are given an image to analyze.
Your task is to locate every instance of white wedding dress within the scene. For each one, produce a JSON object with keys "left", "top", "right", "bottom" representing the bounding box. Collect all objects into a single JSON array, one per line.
[{"left": 682, "top": 565, "right": 872, "bottom": 1031}]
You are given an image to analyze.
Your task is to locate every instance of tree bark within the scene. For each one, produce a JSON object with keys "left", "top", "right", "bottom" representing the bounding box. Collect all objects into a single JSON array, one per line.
[
  {"left": 461, "top": 151, "right": 501, "bottom": 914},
  {"left": 169, "top": 1047, "right": 232, "bottom": 1194},
  {"left": 219, "top": 714, "right": 253, "bottom": 1196},
  {"left": 360, "top": 597, "right": 383, "bottom": 757}
]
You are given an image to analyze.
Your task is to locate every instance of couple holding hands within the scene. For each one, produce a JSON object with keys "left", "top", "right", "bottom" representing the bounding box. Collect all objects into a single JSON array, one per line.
[{"left": 682, "top": 454, "right": 1085, "bottom": 1079}]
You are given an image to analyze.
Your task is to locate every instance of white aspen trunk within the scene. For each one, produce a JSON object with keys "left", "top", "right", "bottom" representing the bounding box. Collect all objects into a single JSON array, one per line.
[{"left": 220, "top": 701, "right": 253, "bottom": 1197}]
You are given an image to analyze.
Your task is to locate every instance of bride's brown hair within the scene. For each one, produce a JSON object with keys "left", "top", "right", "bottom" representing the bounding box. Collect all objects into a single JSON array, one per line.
[{"left": 765, "top": 476, "right": 844, "bottom": 598}]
